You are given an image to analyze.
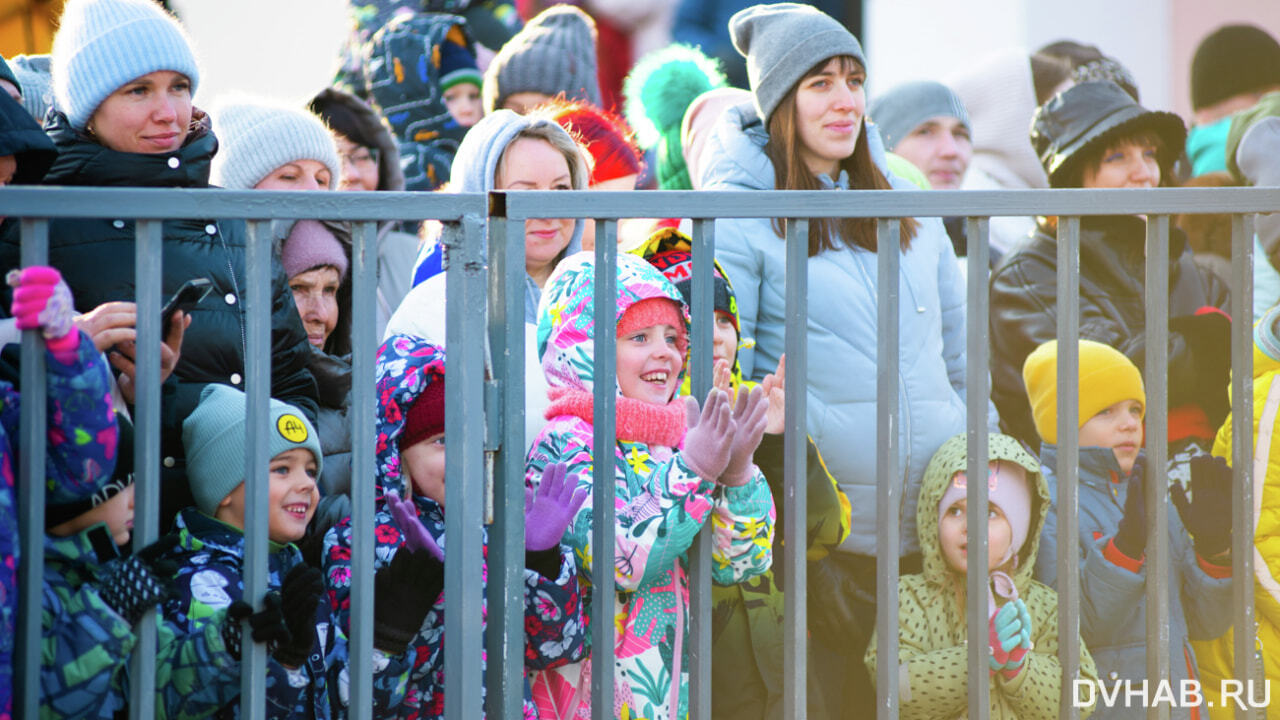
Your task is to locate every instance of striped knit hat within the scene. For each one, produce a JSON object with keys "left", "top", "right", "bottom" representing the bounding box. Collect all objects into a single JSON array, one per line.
[
  {"left": 210, "top": 100, "right": 341, "bottom": 190},
  {"left": 51, "top": 0, "right": 200, "bottom": 129}
]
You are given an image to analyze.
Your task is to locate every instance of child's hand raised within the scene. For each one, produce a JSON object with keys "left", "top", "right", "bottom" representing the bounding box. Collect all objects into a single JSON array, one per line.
[
  {"left": 761, "top": 354, "right": 786, "bottom": 435},
  {"left": 387, "top": 492, "right": 444, "bottom": 561},
  {"left": 989, "top": 597, "right": 1032, "bottom": 678},
  {"left": 721, "top": 385, "right": 768, "bottom": 487},
  {"left": 524, "top": 462, "right": 588, "bottom": 551},
  {"left": 681, "top": 388, "right": 735, "bottom": 482},
  {"left": 7, "top": 266, "right": 79, "bottom": 362}
]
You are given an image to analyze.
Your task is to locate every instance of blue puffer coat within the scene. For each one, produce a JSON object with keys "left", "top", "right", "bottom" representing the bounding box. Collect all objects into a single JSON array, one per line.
[
  {"left": 1035, "top": 445, "right": 1232, "bottom": 719},
  {"left": 700, "top": 103, "right": 992, "bottom": 556}
]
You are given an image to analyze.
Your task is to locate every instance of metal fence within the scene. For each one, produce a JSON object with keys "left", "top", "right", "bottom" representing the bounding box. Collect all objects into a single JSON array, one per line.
[{"left": 5, "top": 185, "right": 1275, "bottom": 720}]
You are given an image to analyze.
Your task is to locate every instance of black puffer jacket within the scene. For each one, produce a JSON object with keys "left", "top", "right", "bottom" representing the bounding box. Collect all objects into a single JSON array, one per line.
[
  {"left": 989, "top": 215, "right": 1231, "bottom": 450},
  {"left": 0, "top": 110, "right": 318, "bottom": 522}
]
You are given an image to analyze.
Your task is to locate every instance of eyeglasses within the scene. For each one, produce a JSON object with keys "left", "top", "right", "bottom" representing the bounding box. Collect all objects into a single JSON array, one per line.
[{"left": 341, "top": 147, "right": 379, "bottom": 169}]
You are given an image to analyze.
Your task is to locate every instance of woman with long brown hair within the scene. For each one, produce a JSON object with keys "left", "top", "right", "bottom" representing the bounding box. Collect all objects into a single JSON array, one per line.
[{"left": 699, "top": 3, "right": 985, "bottom": 711}]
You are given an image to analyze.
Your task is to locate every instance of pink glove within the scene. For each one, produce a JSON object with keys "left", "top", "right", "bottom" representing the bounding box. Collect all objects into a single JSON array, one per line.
[
  {"left": 681, "top": 389, "right": 735, "bottom": 481},
  {"left": 387, "top": 492, "right": 444, "bottom": 561},
  {"left": 720, "top": 386, "right": 768, "bottom": 486},
  {"left": 524, "top": 462, "right": 588, "bottom": 551},
  {"left": 7, "top": 266, "right": 78, "bottom": 362}
]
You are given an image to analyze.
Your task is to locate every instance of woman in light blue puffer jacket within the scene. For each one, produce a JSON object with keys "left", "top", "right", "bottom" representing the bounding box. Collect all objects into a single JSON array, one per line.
[{"left": 698, "top": 3, "right": 995, "bottom": 711}]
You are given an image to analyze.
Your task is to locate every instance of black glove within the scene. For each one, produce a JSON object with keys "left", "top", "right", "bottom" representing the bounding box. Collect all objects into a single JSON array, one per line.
[
  {"left": 1171, "top": 455, "right": 1234, "bottom": 558},
  {"left": 373, "top": 547, "right": 444, "bottom": 655},
  {"left": 1112, "top": 472, "right": 1147, "bottom": 560},
  {"left": 98, "top": 535, "right": 179, "bottom": 625},
  {"left": 223, "top": 593, "right": 291, "bottom": 661},
  {"left": 274, "top": 564, "right": 324, "bottom": 668}
]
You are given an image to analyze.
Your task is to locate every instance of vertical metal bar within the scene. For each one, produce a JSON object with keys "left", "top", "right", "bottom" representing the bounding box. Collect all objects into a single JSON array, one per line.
[
  {"left": 241, "top": 219, "right": 271, "bottom": 720},
  {"left": 964, "top": 217, "right": 991, "bottom": 719},
  {"left": 15, "top": 218, "right": 48, "bottom": 720},
  {"left": 687, "top": 217, "right": 714, "bottom": 720},
  {"left": 591, "top": 218, "right": 618, "bottom": 720},
  {"left": 1230, "top": 213, "right": 1258, "bottom": 720},
  {"left": 1144, "top": 215, "right": 1171, "bottom": 720},
  {"left": 486, "top": 203, "right": 528, "bottom": 720},
  {"left": 129, "top": 220, "right": 163, "bottom": 719},
  {"left": 782, "top": 217, "right": 809, "bottom": 720},
  {"left": 444, "top": 214, "right": 487, "bottom": 720},
  {"left": 1056, "top": 216, "right": 1081, "bottom": 720},
  {"left": 348, "top": 220, "right": 379, "bottom": 714},
  {"left": 875, "top": 218, "right": 901, "bottom": 719}
]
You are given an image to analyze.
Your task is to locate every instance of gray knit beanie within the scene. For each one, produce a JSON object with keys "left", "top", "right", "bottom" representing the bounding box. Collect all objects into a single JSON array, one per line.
[
  {"left": 210, "top": 100, "right": 341, "bottom": 189},
  {"left": 183, "top": 384, "right": 323, "bottom": 517},
  {"left": 729, "top": 3, "right": 865, "bottom": 124},
  {"left": 482, "top": 4, "right": 600, "bottom": 114},
  {"left": 10, "top": 54, "right": 53, "bottom": 123},
  {"left": 51, "top": 0, "right": 200, "bottom": 129},
  {"left": 869, "top": 80, "right": 970, "bottom": 151}
]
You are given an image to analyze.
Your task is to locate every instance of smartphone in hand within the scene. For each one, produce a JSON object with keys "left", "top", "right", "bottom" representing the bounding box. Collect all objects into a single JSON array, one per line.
[{"left": 161, "top": 277, "right": 213, "bottom": 334}]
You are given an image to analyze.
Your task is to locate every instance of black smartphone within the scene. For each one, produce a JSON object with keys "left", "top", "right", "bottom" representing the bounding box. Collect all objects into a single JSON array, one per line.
[{"left": 161, "top": 277, "right": 213, "bottom": 333}]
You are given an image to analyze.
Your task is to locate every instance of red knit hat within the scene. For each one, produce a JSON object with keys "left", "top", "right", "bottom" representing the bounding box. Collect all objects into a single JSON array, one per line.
[
  {"left": 400, "top": 375, "right": 446, "bottom": 449},
  {"left": 545, "top": 98, "right": 643, "bottom": 185},
  {"left": 617, "top": 297, "right": 687, "bottom": 355}
]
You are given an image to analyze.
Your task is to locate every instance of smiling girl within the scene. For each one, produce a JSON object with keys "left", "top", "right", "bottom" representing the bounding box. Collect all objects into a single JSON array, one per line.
[{"left": 525, "top": 252, "right": 775, "bottom": 720}]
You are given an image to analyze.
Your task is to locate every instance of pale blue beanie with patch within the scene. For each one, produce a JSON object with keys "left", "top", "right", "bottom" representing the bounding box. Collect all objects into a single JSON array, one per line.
[
  {"left": 183, "top": 384, "right": 322, "bottom": 516},
  {"left": 51, "top": 0, "right": 201, "bottom": 130}
]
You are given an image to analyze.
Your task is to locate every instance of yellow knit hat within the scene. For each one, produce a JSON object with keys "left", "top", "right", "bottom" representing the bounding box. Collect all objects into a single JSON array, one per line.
[{"left": 1022, "top": 339, "right": 1146, "bottom": 444}]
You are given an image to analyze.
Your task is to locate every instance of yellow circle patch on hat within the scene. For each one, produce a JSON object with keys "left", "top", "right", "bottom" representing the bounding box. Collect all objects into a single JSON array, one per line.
[{"left": 277, "top": 414, "right": 309, "bottom": 443}]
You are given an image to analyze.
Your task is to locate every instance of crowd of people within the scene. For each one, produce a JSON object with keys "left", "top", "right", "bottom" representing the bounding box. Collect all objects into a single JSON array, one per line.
[{"left": 0, "top": 0, "right": 1277, "bottom": 718}]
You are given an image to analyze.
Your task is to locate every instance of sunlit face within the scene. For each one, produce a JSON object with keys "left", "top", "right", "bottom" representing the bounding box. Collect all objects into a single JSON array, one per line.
[
  {"left": 216, "top": 447, "right": 319, "bottom": 543},
  {"left": 579, "top": 174, "right": 639, "bottom": 250},
  {"left": 712, "top": 311, "right": 737, "bottom": 367},
  {"left": 402, "top": 432, "right": 446, "bottom": 506},
  {"left": 335, "top": 134, "right": 379, "bottom": 192},
  {"left": 254, "top": 159, "right": 333, "bottom": 191},
  {"left": 794, "top": 57, "right": 865, "bottom": 177},
  {"left": 289, "top": 266, "right": 341, "bottom": 349},
  {"left": 49, "top": 482, "right": 136, "bottom": 546},
  {"left": 89, "top": 70, "right": 192, "bottom": 154},
  {"left": 444, "top": 83, "right": 483, "bottom": 128},
  {"left": 616, "top": 321, "right": 684, "bottom": 405},
  {"left": 938, "top": 496, "right": 1012, "bottom": 574},
  {"left": 892, "top": 116, "right": 972, "bottom": 189},
  {"left": 1081, "top": 138, "right": 1160, "bottom": 189},
  {"left": 496, "top": 137, "right": 574, "bottom": 286},
  {"left": 503, "top": 91, "right": 551, "bottom": 115},
  {"left": 1078, "top": 398, "right": 1145, "bottom": 475}
]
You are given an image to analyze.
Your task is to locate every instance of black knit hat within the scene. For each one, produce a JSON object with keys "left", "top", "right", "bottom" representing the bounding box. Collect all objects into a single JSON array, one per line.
[
  {"left": 1031, "top": 81, "right": 1185, "bottom": 188},
  {"left": 1191, "top": 24, "right": 1280, "bottom": 111}
]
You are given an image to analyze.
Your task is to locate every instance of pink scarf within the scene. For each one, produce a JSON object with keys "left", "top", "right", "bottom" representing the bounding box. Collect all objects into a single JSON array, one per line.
[{"left": 544, "top": 387, "right": 686, "bottom": 448}]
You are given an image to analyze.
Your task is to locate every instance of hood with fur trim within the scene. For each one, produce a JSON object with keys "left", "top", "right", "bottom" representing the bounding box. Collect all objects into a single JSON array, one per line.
[{"left": 916, "top": 433, "right": 1047, "bottom": 594}]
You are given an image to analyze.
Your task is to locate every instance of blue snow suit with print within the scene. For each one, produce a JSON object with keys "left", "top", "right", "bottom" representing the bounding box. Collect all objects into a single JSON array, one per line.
[{"left": 323, "top": 334, "right": 587, "bottom": 720}]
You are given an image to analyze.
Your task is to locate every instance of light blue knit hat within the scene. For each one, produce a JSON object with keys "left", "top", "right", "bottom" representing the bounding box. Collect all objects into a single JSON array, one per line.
[
  {"left": 51, "top": 0, "right": 200, "bottom": 129},
  {"left": 210, "top": 99, "right": 342, "bottom": 189},
  {"left": 183, "top": 384, "right": 323, "bottom": 516}
]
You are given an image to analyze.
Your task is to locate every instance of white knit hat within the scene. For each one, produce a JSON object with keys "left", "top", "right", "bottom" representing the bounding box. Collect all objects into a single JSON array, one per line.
[
  {"left": 51, "top": 0, "right": 200, "bottom": 129},
  {"left": 210, "top": 99, "right": 341, "bottom": 189}
]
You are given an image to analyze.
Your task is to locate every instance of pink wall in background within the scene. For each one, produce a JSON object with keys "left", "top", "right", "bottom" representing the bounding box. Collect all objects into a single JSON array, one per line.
[{"left": 1172, "top": 0, "right": 1280, "bottom": 121}]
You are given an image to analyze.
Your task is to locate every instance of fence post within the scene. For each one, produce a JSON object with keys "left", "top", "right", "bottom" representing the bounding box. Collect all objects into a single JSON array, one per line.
[
  {"left": 965, "top": 217, "right": 991, "bottom": 720},
  {"left": 1055, "top": 216, "right": 1081, "bottom": 720},
  {"left": 591, "top": 218, "right": 618, "bottom": 719},
  {"left": 875, "top": 218, "right": 901, "bottom": 720},
  {"left": 1230, "top": 213, "right": 1258, "bottom": 720},
  {"left": 782, "top": 217, "right": 809, "bottom": 720},
  {"left": 688, "top": 217, "right": 714, "bottom": 720}
]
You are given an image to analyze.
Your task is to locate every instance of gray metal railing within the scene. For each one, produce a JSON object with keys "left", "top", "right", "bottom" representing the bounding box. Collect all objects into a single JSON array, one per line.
[{"left": 4, "top": 185, "right": 1273, "bottom": 720}]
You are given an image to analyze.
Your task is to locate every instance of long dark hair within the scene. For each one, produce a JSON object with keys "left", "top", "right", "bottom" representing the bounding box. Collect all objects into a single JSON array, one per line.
[{"left": 764, "top": 55, "right": 919, "bottom": 256}]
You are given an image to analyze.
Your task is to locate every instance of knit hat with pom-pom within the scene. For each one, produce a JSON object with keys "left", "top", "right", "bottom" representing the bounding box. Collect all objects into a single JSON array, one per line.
[{"left": 623, "top": 44, "right": 727, "bottom": 190}]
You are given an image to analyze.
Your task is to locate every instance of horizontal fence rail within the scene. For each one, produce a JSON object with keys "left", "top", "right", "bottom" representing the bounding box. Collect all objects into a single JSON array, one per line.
[{"left": 1, "top": 185, "right": 1270, "bottom": 720}]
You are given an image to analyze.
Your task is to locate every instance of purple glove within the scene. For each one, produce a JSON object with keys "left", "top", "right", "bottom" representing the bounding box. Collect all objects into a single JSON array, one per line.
[
  {"left": 7, "top": 266, "right": 78, "bottom": 362},
  {"left": 524, "top": 462, "right": 588, "bottom": 552},
  {"left": 387, "top": 492, "right": 444, "bottom": 561},
  {"left": 721, "top": 386, "right": 768, "bottom": 486},
  {"left": 681, "top": 388, "right": 735, "bottom": 481}
]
